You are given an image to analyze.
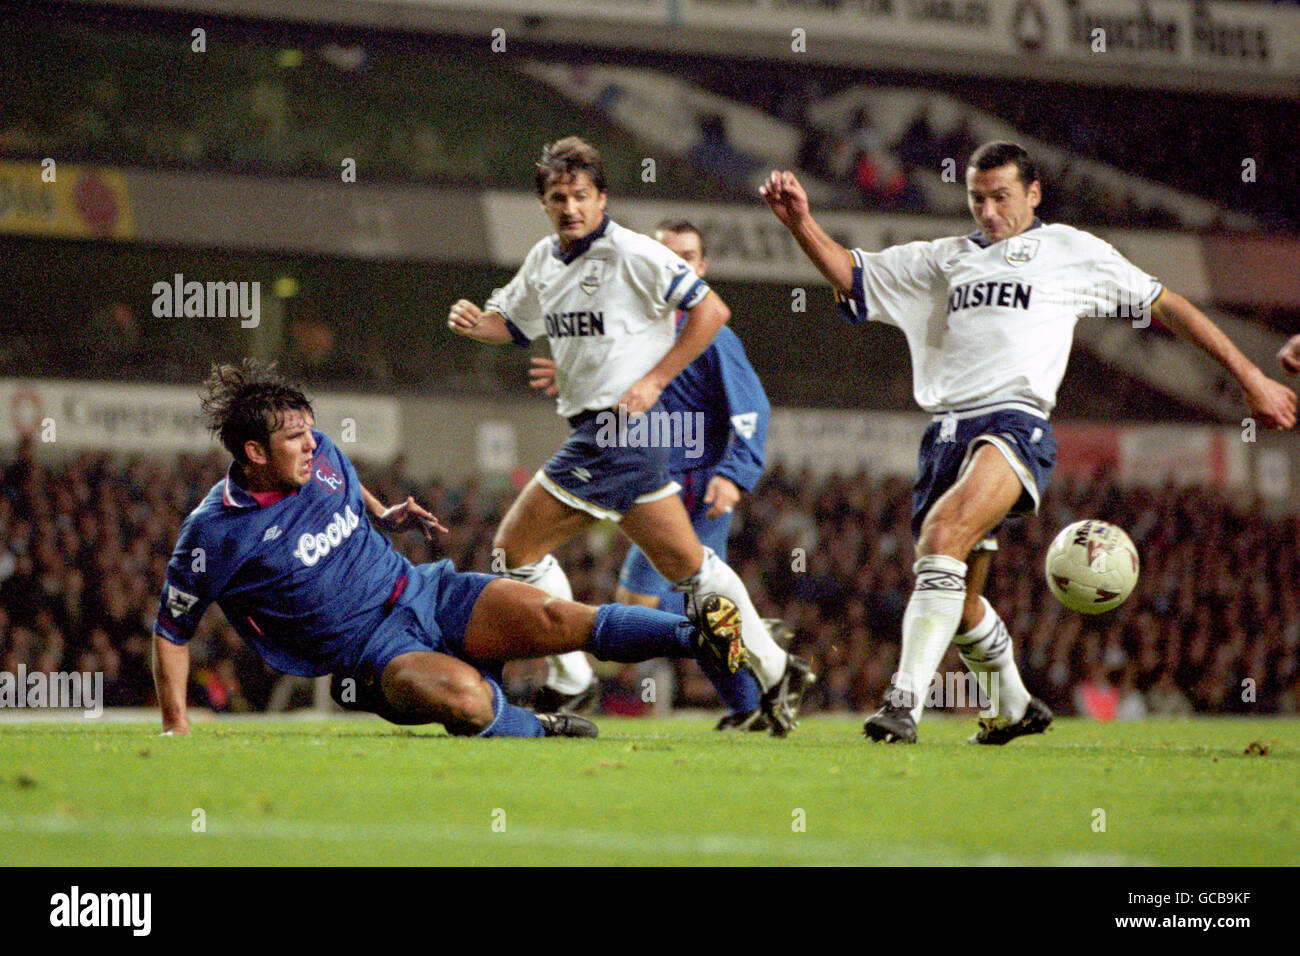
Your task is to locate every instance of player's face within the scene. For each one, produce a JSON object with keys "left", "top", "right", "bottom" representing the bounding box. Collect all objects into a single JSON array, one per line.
[
  {"left": 540, "top": 171, "right": 607, "bottom": 249},
  {"left": 247, "top": 408, "right": 317, "bottom": 492},
  {"left": 966, "top": 164, "right": 1041, "bottom": 244},
  {"left": 655, "top": 229, "right": 708, "bottom": 278}
]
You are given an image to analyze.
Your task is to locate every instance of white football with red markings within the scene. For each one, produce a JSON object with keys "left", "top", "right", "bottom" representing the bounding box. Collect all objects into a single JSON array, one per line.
[{"left": 1044, "top": 519, "right": 1139, "bottom": 614}]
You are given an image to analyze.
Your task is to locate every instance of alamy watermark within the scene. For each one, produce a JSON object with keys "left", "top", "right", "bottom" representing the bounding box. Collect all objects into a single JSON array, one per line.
[
  {"left": 0, "top": 665, "right": 103, "bottom": 718},
  {"left": 917, "top": 670, "right": 1000, "bottom": 717},
  {"left": 152, "top": 273, "right": 260, "bottom": 328},
  {"left": 593, "top": 408, "right": 705, "bottom": 459},
  {"left": 50, "top": 886, "right": 150, "bottom": 936},
  {"left": 1073, "top": 277, "right": 1154, "bottom": 328}
]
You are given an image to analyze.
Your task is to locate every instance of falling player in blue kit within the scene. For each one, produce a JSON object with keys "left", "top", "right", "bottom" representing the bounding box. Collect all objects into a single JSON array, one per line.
[
  {"left": 448, "top": 137, "right": 812, "bottom": 734},
  {"left": 528, "top": 219, "right": 786, "bottom": 730},
  {"left": 151, "top": 360, "right": 751, "bottom": 738},
  {"left": 762, "top": 141, "right": 1297, "bottom": 744}
]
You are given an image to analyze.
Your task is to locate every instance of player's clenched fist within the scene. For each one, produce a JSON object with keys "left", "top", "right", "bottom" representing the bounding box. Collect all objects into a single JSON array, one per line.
[
  {"left": 617, "top": 376, "right": 664, "bottom": 416},
  {"left": 529, "top": 357, "right": 560, "bottom": 397},
  {"left": 1244, "top": 368, "right": 1298, "bottom": 431},
  {"left": 447, "top": 299, "right": 483, "bottom": 334},
  {"left": 703, "top": 475, "right": 741, "bottom": 520},
  {"left": 759, "top": 170, "right": 810, "bottom": 227}
]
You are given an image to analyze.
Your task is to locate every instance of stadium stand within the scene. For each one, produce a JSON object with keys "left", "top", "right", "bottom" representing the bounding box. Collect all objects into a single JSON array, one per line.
[
  {"left": 682, "top": 59, "right": 1300, "bottom": 232},
  {"left": 0, "top": 15, "right": 739, "bottom": 202},
  {"left": 526, "top": 62, "right": 1256, "bottom": 230},
  {"left": 7, "top": 13, "right": 1298, "bottom": 233}
]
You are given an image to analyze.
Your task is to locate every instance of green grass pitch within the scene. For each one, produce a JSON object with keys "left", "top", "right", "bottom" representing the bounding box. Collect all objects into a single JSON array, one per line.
[{"left": 1, "top": 715, "right": 1297, "bottom": 866}]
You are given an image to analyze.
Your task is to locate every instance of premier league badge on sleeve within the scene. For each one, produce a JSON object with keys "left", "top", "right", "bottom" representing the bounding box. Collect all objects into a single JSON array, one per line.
[
  {"left": 1005, "top": 236, "right": 1040, "bottom": 266},
  {"left": 166, "top": 585, "right": 199, "bottom": 618}
]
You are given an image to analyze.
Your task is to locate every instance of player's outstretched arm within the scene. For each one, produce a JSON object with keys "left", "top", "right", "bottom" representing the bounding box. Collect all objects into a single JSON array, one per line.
[
  {"left": 760, "top": 170, "right": 854, "bottom": 295},
  {"left": 447, "top": 299, "right": 513, "bottom": 344},
  {"left": 152, "top": 634, "right": 191, "bottom": 736},
  {"left": 1152, "top": 291, "right": 1297, "bottom": 429},
  {"left": 1278, "top": 334, "right": 1300, "bottom": 376},
  {"left": 618, "top": 291, "right": 730, "bottom": 414}
]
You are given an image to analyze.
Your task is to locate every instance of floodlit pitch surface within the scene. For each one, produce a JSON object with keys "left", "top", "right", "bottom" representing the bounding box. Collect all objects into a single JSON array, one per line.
[{"left": 1, "top": 716, "right": 1296, "bottom": 866}]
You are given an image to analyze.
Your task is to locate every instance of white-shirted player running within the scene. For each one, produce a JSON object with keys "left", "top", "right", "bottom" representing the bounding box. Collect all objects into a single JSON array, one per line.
[
  {"left": 762, "top": 140, "right": 1296, "bottom": 744},
  {"left": 449, "top": 137, "right": 813, "bottom": 733}
]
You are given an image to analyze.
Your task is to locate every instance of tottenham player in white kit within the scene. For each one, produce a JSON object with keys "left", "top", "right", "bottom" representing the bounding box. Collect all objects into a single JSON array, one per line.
[
  {"left": 449, "top": 137, "right": 812, "bottom": 733},
  {"left": 762, "top": 141, "right": 1296, "bottom": 744}
]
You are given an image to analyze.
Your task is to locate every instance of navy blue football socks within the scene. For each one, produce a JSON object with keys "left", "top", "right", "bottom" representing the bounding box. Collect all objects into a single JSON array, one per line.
[
  {"left": 659, "top": 590, "right": 688, "bottom": 618},
  {"left": 701, "top": 661, "right": 762, "bottom": 713}
]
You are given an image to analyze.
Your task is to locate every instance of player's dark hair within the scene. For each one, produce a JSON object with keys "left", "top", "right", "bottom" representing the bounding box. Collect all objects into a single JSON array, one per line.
[
  {"left": 967, "top": 141, "right": 1040, "bottom": 189},
  {"left": 535, "top": 137, "right": 607, "bottom": 195},
  {"left": 200, "top": 359, "right": 313, "bottom": 464},
  {"left": 654, "top": 218, "right": 706, "bottom": 258}
]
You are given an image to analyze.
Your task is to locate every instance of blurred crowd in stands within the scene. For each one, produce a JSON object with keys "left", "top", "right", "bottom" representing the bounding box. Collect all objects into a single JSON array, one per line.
[
  {"left": 3, "top": 437, "right": 1297, "bottom": 721},
  {"left": 0, "top": 17, "right": 736, "bottom": 205},
  {"left": 696, "top": 68, "right": 1295, "bottom": 231},
  {"left": 5, "top": 12, "right": 1299, "bottom": 232}
]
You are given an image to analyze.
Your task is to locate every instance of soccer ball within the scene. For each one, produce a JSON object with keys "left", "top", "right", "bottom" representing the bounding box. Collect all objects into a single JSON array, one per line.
[{"left": 1044, "top": 520, "right": 1139, "bottom": 614}]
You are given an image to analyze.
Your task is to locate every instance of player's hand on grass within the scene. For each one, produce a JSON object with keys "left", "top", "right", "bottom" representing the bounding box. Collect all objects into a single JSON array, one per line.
[
  {"left": 617, "top": 376, "right": 664, "bottom": 416},
  {"left": 447, "top": 299, "right": 485, "bottom": 336},
  {"left": 1243, "top": 367, "right": 1298, "bottom": 430},
  {"left": 377, "top": 496, "right": 449, "bottom": 541},
  {"left": 704, "top": 475, "right": 741, "bottom": 519},
  {"left": 529, "top": 357, "right": 559, "bottom": 397},
  {"left": 760, "top": 170, "right": 810, "bottom": 228},
  {"left": 1278, "top": 334, "right": 1300, "bottom": 376}
]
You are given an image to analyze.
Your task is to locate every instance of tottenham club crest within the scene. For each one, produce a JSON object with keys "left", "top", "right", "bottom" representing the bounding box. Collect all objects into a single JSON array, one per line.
[
  {"left": 578, "top": 256, "right": 609, "bottom": 296},
  {"left": 1005, "top": 236, "right": 1040, "bottom": 266}
]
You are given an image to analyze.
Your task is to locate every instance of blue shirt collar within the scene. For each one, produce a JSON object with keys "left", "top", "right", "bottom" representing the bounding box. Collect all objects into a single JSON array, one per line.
[
  {"left": 221, "top": 462, "right": 261, "bottom": 510},
  {"left": 551, "top": 215, "right": 611, "bottom": 264},
  {"left": 966, "top": 217, "right": 1044, "bottom": 249}
]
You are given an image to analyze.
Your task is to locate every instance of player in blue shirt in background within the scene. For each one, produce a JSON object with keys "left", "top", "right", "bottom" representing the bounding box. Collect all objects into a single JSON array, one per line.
[
  {"left": 152, "top": 360, "right": 750, "bottom": 738},
  {"left": 450, "top": 139, "right": 812, "bottom": 735},
  {"left": 530, "top": 220, "right": 799, "bottom": 731}
]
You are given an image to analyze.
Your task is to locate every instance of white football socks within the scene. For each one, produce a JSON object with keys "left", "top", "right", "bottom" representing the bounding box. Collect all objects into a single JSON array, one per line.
[
  {"left": 675, "top": 547, "right": 787, "bottom": 690},
  {"left": 505, "top": 555, "right": 594, "bottom": 695},
  {"left": 545, "top": 652, "right": 595, "bottom": 696},
  {"left": 895, "top": 554, "right": 967, "bottom": 724},
  {"left": 954, "top": 596, "right": 1031, "bottom": 722}
]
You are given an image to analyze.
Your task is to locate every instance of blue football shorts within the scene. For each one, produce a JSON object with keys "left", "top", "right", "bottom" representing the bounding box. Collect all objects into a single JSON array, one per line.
[
  {"left": 331, "top": 559, "right": 499, "bottom": 716},
  {"left": 537, "top": 404, "right": 681, "bottom": 520},
  {"left": 911, "top": 404, "right": 1057, "bottom": 549}
]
